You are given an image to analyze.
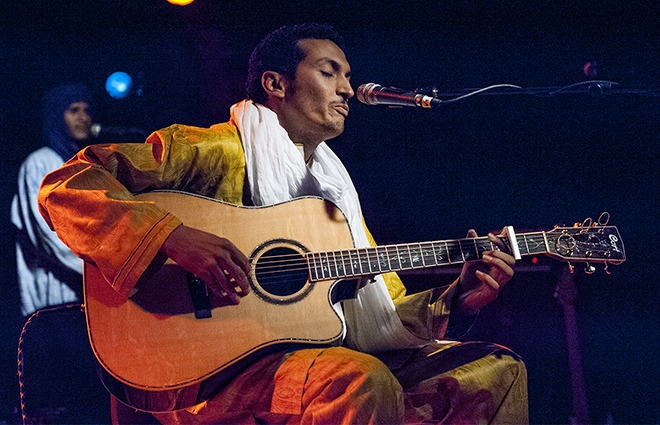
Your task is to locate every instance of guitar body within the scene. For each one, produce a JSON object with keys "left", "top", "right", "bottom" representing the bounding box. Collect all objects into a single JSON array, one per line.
[
  {"left": 84, "top": 192, "right": 357, "bottom": 412},
  {"left": 84, "top": 191, "right": 626, "bottom": 412}
]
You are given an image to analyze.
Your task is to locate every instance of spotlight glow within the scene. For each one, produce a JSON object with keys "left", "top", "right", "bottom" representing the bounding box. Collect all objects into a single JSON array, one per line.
[
  {"left": 167, "top": 0, "right": 195, "bottom": 5},
  {"left": 106, "top": 72, "right": 132, "bottom": 99}
]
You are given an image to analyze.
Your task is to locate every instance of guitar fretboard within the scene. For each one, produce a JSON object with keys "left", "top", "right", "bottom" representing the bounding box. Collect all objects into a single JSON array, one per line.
[{"left": 308, "top": 232, "right": 548, "bottom": 281}]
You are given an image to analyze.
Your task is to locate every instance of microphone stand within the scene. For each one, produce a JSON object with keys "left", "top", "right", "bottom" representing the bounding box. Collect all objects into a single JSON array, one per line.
[{"left": 414, "top": 81, "right": 660, "bottom": 103}]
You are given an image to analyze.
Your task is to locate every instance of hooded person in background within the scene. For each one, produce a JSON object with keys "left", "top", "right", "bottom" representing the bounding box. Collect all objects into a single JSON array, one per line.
[{"left": 11, "top": 83, "right": 94, "bottom": 317}]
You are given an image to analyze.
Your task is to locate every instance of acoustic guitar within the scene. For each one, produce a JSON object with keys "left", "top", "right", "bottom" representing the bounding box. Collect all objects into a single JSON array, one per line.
[{"left": 84, "top": 191, "right": 625, "bottom": 412}]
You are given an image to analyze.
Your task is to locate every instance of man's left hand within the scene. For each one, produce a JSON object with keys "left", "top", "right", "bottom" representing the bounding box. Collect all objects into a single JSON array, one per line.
[{"left": 457, "top": 229, "right": 516, "bottom": 316}]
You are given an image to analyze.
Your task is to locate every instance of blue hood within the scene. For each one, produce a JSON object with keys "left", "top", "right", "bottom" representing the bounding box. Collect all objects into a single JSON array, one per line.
[{"left": 41, "top": 83, "right": 92, "bottom": 160}]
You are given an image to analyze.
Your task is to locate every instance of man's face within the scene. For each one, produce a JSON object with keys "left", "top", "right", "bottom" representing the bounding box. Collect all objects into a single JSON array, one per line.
[
  {"left": 279, "top": 38, "right": 353, "bottom": 144},
  {"left": 64, "top": 101, "right": 92, "bottom": 141}
]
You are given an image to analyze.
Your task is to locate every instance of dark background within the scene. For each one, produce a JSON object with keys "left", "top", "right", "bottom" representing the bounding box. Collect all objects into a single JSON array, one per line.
[{"left": 1, "top": 1, "right": 658, "bottom": 424}]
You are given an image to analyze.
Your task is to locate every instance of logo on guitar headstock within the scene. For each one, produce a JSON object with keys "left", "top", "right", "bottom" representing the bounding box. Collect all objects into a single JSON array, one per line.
[{"left": 609, "top": 234, "right": 621, "bottom": 253}]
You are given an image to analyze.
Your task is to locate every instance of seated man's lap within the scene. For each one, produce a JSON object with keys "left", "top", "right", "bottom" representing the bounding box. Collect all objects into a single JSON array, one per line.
[{"left": 382, "top": 341, "right": 529, "bottom": 424}]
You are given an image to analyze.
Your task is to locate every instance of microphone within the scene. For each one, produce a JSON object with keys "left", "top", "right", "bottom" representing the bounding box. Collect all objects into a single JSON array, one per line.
[
  {"left": 90, "top": 124, "right": 148, "bottom": 142},
  {"left": 357, "top": 83, "right": 442, "bottom": 108}
]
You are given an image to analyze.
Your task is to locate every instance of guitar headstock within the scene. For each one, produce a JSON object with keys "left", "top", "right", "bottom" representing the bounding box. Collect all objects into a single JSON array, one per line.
[{"left": 545, "top": 218, "right": 625, "bottom": 267}]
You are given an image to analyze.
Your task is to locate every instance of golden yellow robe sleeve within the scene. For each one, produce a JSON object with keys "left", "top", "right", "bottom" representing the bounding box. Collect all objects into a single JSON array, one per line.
[{"left": 38, "top": 122, "right": 246, "bottom": 297}]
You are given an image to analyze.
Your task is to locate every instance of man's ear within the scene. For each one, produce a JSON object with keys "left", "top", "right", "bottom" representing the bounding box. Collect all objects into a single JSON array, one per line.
[{"left": 261, "top": 71, "right": 287, "bottom": 99}]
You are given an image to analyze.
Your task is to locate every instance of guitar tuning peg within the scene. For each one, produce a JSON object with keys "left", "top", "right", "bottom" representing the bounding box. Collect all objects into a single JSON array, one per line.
[
  {"left": 568, "top": 262, "right": 575, "bottom": 274},
  {"left": 554, "top": 223, "right": 565, "bottom": 229},
  {"left": 585, "top": 262, "right": 596, "bottom": 274},
  {"left": 573, "top": 222, "right": 582, "bottom": 228},
  {"left": 598, "top": 212, "right": 610, "bottom": 226},
  {"left": 604, "top": 263, "right": 612, "bottom": 275}
]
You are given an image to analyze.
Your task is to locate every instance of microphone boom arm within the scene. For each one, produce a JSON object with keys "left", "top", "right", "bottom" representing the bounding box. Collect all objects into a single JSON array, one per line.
[{"left": 358, "top": 80, "right": 660, "bottom": 108}]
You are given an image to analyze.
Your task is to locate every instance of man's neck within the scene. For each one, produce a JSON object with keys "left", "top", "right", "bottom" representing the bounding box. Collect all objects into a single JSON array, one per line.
[
  {"left": 294, "top": 143, "right": 317, "bottom": 166},
  {"left": 263, "top": 101, "right": 323, "bottom": 163}
]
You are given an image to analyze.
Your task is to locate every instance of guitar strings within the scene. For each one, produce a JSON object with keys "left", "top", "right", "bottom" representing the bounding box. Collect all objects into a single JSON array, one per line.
[
  {"left": 254, "top": 237, "right": 501, "bottom": 279},
  {"left": 252, "top": 230, "right": 617, "bottom": 280}
]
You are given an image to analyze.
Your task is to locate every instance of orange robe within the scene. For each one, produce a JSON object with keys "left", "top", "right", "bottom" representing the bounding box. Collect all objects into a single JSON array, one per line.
[{"left": 39, "top": 122, "right": 528, "bottom": 424}]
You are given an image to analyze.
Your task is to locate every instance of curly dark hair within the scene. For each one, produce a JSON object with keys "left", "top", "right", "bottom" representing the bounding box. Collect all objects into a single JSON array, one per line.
[{"left": 246, "top": 23, "right": 346, "bottom": 105}]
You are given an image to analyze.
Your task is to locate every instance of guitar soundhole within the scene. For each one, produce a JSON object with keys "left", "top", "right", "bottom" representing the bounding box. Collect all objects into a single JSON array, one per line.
[{"left": 250, "top": 240, "right": 312, "bottom": 305}]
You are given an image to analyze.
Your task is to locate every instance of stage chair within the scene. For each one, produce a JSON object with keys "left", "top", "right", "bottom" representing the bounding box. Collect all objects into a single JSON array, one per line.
[{"left": 17, "top": 304, "right": 111, "bottom": 424}]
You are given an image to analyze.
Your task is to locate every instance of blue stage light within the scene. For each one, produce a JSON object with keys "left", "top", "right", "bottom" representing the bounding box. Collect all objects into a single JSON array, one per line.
[{"left": 106, "top": 72, "right": 133, "bottom": 99}]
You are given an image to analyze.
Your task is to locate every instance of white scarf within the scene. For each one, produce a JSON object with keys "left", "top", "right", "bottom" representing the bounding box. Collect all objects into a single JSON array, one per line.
[{"left": 230, "top": 100, "right": 427, "bottom": 353}]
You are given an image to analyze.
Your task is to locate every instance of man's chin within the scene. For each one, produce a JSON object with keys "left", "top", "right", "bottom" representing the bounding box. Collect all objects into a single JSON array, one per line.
[{"left": 324, "top": 121, "right": 345, "bottom": 139}]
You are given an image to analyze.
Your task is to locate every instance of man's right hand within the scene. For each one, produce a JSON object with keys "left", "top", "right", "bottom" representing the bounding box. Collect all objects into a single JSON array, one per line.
[{"left": 159, "top": 225, "right": 251, "bottom": 304}]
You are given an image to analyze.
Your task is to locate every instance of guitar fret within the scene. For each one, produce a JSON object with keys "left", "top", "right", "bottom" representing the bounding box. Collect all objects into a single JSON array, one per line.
[
  {"left": 513, "top": 235, "right": 522, "bottom": 254},
  {"left": 349, "top": 250, "right": 361, "bottom": 276},
  {"left": 308, "top": 253, "right": 318, "bottom": 281},
  {"left": 433, "top": 241, "right": 449, "bottom": 265},
  {"left": 542, "top": 232, "right": 550, "bottom": 254},
  {"left": 467, "top": 238, "right": 477, "bottom": 261},
  {"left": 474, "top": 238, "right": 490, "bottom": 259},
  {"left": 358, "top": 248, "right": 370, "bottom": 274},
  {"left": 320, "top": 252, "right": 331, "bottom": 279},
  {"left": 519, "top": 235, "right": 529, "bottom": 256},
  {"left": 444, "top": 241, "right": 453, "bottom": 264},
  {"left": 334, "top": 250, "right": 342, "bottom": 277},
  {"left": 339, "top": 249, "right": 351, "bottom": 277},
  {"left": 447, "top": 241, "right": 463, "bottom": 264},
  {"left": 390, "top": 245, "right": 402, "bottom": 270},
  {"left": 389, "top": 246, "right": 399, "bottom": 270},
  {"left": 465, "top": 240, "right": 472, "bottom": 260},
  {"left": 420, "top": 242, "right": 436, "bottom": 267},
  {"left": 328, "top": 252, "right": 336, "bottom": 278},
  {"left": 334, "top": 250, "right": 346, "bottom": 277},
  {"left": 367, "top": 247, "right": 380, "bottom": 272},
  {"left": 397, "top": 245, "right": 412, "bottom": 269},
  {"left": 325, "top": 252, "right": 337, "bottom": 278},
  {"left": 409, "top": 243, "right": 423, "bottom": 268},
  {"left": 418, "top": 243, "right": 427, "bottom": 267},
  {"left": 326, "top": 251, "right": 335, "bottom": 278},
  {"left": 315, "top": 252, "right": 323, "bottom": 279},
  {"left": 376, "top": 246, "right": 390, "bottom": 272},
  {"left": 361, "top": 248, "right": 370, "bottom": 273},
  {"left": 332, "top": 251, "right": 342, "bottom": 277}
]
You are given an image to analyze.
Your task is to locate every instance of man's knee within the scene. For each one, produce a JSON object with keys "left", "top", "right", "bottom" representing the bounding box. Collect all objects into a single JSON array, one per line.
[
  {"left": 319, "top": 347, "right": 402, "bottom": 398},
  {"left": 487, "top": 343, "right": 528, "bottom": 388},
  {"left": 307, "top": 347, "right": 404, "bottom": 423}
]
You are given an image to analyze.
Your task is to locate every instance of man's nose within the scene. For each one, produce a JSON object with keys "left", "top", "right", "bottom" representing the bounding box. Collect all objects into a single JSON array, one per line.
[{"left": 339, "top": 78, "right": 354, "bottom": 100}]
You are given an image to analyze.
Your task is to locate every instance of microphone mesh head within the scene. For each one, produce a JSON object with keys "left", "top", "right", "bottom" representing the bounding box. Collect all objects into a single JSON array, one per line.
[{"left": 356, "top": 83, "right": 377, "bottom": 105}]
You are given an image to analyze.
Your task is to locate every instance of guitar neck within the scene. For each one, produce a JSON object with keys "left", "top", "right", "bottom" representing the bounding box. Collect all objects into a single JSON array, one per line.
[{"left": 308, "top": 231, "right": 548, "bottom": 281}]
